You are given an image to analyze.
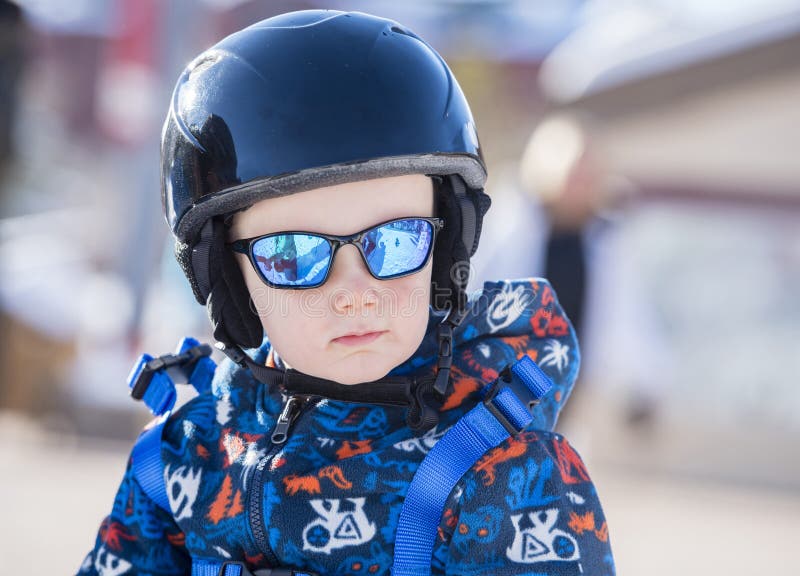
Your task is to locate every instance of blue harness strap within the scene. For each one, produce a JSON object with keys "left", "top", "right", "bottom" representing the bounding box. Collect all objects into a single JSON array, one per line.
[
  {"left": 128, "top": 337, "right": 216, "bottom": 513},
  {"left": 193, "top": 559, "right": 231, "bottom": 576},
  {"left": 194, "top": 559, "right": 316, "bottom": 576},
  {"left": 131, "top": 416, "right": 173, "bottom": 510},
  {"left": 391, "top": 356, "right": 553, "bottom": 576}
]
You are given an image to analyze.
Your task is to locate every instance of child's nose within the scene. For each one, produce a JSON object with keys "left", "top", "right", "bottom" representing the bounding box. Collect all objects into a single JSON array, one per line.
[{"left": 328, "top": 244, "right": 380, "bottom": 313}]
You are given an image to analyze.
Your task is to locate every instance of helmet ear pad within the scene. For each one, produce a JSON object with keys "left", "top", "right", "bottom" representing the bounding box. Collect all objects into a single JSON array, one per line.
[
  {"left": 208, "top": 219, "right": 265, "bottom": 348},
  {"left": 431, "top": 177, "right": 470, "bottom": 313},
  {"left": 431, "top": 176, "right": 492, "bottom": 313},
  {"left": 176, "top": 218, "right": 264, "bottom": 349}
]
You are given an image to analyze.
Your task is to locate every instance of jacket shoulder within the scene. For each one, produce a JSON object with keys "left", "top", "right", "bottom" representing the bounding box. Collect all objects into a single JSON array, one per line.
[
  {"left": 160, "top": 358, "right": 281, "bottom": 467},
  {"left": 434, "top": 430, "right": 615, "bottom": 575}
]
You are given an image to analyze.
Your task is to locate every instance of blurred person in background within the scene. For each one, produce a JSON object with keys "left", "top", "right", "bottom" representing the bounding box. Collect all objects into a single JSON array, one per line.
[
  {"left": 470, "top": 112, "right": 608, "bottom": 342},
  {"left": 520, "top": 113, "right": 661, "bottom": 430},
  {"left": 519, "top": 113, "right": 602, "bottom": 341},
  {"left": 472, "top": 113, "right": 609, "bottom": 423},
  {"left": 0, "top": 0, "right": 30, "bottom": 410},
  {"left": 0, "top": 0, "right": 23, "bottom": 191},
  {"left": 472, "top": 111, "right": 660, "bottom": 431}
]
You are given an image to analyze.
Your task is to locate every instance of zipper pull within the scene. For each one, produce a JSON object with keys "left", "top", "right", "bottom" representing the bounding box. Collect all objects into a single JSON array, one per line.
[{"left": 271, "top": 395, "right": 303, "bottom": 445}]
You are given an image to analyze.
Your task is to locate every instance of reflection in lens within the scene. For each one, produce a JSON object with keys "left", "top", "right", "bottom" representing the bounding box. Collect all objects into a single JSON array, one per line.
[
  {"left": 253, "top": 234, "right": 331, "bottom": 286},
  {"left": 363, "top": 219, "right": 432, "bottom": 278}
]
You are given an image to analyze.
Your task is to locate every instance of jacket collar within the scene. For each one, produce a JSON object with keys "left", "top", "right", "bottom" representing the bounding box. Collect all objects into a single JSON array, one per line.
[{"left": 214, "top": 279, "right": 578, "bottom": 433}]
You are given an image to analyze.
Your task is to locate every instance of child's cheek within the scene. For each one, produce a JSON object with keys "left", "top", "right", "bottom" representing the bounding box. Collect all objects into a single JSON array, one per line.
[
  {"left": 396, "top": 262, "right": 432, "bottom": 318},
  {"left": 388, "top": 267, "right": 431, "bottom": 347}
]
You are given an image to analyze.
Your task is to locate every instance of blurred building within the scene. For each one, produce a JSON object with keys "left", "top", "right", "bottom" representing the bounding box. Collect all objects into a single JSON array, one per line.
[{"left": 536, "top": 2, "right": 800, "bottom": 488}]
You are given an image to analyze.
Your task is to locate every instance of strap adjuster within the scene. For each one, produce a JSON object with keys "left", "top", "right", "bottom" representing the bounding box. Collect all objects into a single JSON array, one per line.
[
  {"left": 127, "top": 337, "right": 215, "bottom": 415},
  {"left": 218, "top": 560, "right": 317, "bottom": 576},
  {"left": 432, "top": 320, "right": 454, "bottom": 396},
  {"left": 483, "top": 356, "right": 553, "bottom": 434}
]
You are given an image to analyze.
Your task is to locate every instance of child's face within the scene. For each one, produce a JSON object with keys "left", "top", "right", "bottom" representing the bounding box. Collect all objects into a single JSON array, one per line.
[{"left": 230, "top": 175, "right": 435, "bottom": 384}]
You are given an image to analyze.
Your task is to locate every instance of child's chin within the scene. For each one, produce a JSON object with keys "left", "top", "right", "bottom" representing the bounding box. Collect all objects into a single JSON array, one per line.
[{"left": 324, "top": 355, "right": 394, "bottom": 385}]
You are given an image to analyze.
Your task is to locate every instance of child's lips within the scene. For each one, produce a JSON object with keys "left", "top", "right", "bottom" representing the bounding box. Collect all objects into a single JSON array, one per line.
[{"left": 331, "top": 330, "right": 388, "bottom": 346}]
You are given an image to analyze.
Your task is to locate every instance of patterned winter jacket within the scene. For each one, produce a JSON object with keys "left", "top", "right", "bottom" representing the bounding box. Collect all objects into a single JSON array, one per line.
[{"left": 78, "top": 278, "right": 615, "bottom": 576}]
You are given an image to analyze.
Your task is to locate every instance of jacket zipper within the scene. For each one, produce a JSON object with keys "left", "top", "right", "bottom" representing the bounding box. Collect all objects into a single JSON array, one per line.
[{"left": 248, "top": 394, "right": 315, "bottom": 563}]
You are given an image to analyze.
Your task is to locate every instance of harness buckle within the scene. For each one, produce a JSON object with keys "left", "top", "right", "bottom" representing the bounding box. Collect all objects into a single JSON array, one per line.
[
  {"left": 128, "top": 337, "right": 216, "bottom": 415},
  {"left": 483, "top": 356, "right": 553, "bottom": 434},
  {"left": 218, "top": 560, "right": 317, "bottom": 576},
  {"left": 433, "top": 321, "right": 454, "bottom": 396}
]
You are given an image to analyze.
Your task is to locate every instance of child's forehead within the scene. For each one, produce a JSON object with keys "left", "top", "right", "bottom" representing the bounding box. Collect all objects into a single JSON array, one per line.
[{"left": 230, "top": 175, "right": 434, "bottom": 237}]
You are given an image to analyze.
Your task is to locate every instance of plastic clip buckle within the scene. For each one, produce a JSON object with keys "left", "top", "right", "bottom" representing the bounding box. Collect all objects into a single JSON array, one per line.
[
  {"left": 483, "top": 356, "right": 553, "bottom": 435},
  {"left": 218, "top": 561, "right": 313, "bottom": 576},
  {"left": 433, "top": 321, "right": 454, "bottom": 396},
  {"left": 218, "top": 561, "right": 248, "bottom": 576},
  {"left": 217, "top": 562, "right": 246, "bottom": 576},
  {"left": 127, "top": 337, "right": 215, "bottom": 416}
]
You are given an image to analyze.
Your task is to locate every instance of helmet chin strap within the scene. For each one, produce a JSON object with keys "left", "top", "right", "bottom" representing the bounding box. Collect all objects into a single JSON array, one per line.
[{"left": 215, "top": 308, "right": 465, "bottom": 431}]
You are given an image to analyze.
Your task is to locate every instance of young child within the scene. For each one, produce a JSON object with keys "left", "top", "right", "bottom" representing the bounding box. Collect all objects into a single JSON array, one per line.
[{"left": 79, "top": 10, "right": 615, "bottom": 576}]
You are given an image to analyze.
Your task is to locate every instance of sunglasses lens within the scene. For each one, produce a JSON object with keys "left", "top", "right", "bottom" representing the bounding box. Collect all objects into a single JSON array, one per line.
[
  {"left": 252, "top": 234, "right": 331, "bottom": 287},
  {"left": 362, "top": 219, "right": 434, "bottom": 278}
]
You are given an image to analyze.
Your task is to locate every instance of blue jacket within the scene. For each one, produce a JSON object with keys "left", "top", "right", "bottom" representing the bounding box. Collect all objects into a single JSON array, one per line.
[{"left": 78, "top": 279, "right": 615, "bottom": 575}]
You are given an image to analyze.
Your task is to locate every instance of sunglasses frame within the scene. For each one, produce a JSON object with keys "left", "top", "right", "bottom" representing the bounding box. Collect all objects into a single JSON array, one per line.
[{"left": 228, "top": 216, "right": 444, "bottom": 289}]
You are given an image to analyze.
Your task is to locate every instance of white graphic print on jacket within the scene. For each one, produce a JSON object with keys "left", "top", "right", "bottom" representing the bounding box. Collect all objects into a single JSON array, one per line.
[
  {"left": 539, "top": 338, "right": 571, "bottom": 373},
  {"left": 486, "top": 282, "right": 535, "bottom": 333},
  {"left": 164, "top": 464, "right": 202, "bottom": 521},
  {"left": 93, "top": 545, "right": 133, "bottom": 576},
  {"left": 392, "top": 425, "right": 447, "bottom": 454},
  {"left": 302, "top": 498, "right": 377, "bottom": 554},
  {"left": 506, "top": 509, "right": 580, "bottom": 563}
]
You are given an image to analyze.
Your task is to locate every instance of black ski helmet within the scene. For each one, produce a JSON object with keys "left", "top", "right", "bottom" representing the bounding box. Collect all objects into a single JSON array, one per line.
[{"left": 161, "top": 10, "right": 490, "bottom": 349}]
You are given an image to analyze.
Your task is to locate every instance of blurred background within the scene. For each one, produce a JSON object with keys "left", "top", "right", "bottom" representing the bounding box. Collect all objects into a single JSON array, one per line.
[{"left": 0, "top": 0, "right": 798, "bottom": 574}]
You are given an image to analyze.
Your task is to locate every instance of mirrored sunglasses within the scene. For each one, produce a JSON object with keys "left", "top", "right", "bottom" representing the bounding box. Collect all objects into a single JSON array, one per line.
[{"left": 228, "top": 217, "right": 443, "bottom": 289}]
